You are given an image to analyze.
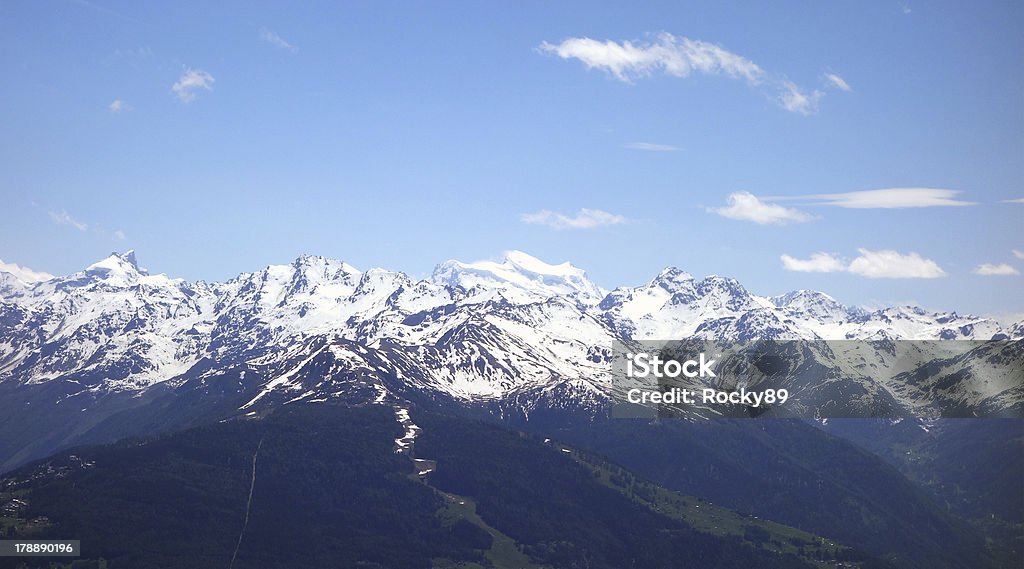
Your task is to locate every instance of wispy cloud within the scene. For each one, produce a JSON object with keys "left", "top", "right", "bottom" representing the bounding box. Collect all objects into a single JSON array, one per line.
[
  {"left": 781, "top": 249, "right": 946, "bottom": 279},
  {"left": 538, "top": 32, "right": 826, "bottom": 115},
  {"left": 0, "top": 259, "right": 54, "bottom": 283},
  {"left": 777, "top": 79, "right": 822, "bottom": 115},
  {"left": 538, "top": 33, "right": 763, "bottom": 83},
  {"left": 823, "top": 72, "right": 852, "bottom": 92},
  {"left": 259, "top": 28, "right": 297, "bottom": 53},
  {"left": 709, "top": 192, "right": 812, "bottom": 225},
  {"left": 974, "top": 263, "right": 1019, "bottom": 276},
  {"left": 172, "top": 68, "right": 215, "bottom": 103},
  {"left": 1002, "top": 197, "right": 1024, "bottom": 204},
  {"left": 108, "top": 99, "right": 130, "bottom": 113},
  {"left": 780, "top": 253, "right": 845, "bottom": 273},
  {"left": 113, "top": 229, "right": 127, "bottom": 241},
  {"left": 48, "top": 210, "right": 88, "bottom": 231},
  {"left": 1013, "top": 250, "right": 1024, "bottom": 260},
  {"left": 776, "top": 188, "right": 975, "bottom": 208},
  {"left": 624, "top": 142, "right": 681, "bottom": 152},
  {"left": 521, "top": 208, "right": 627, "bottom": 230}
]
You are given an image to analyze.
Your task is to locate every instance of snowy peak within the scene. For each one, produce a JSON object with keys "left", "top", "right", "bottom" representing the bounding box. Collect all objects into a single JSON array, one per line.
[
  {"left": 650, "top": 267, "right": 696, "bottom": 294},
  {"left": 597, "top": 269, "right": 768, "bottom": 340},
  {"left": 351, "top": 268, "right": 411, "bottom": 305},
  {"left": 696, "top": 274, "right": 747, "bottom": 296},
  {"left": 1009, "top": 321, "right": 1024, "bottom": 340},
  {"left": 83, "top": 250, "right": 146, "bottom": 285},
  {"left": 431, "top": 250, "right": 605, "bottom": 303},
  {"left": 773, "top": 290, "right": 851, "bottom": 322},
  {"left": 504, "top": 250, "right": 581, "bottom": 276},
  {"left": 774, "top": 289, "right": 841, "bottom": 308},
  {"left": 91, "top": 250, "right": 141, "bottom": 271},
  {"left": 285, "top": 255, "right": 362, "bottom": 296},
  {"left": 290, "top": 254, "right": 360, "bottom": 276},
  {"left": 597, "top": 267, "right": 696, "bottom": 323},
  {"left": 694, "top": 275, "right": 756, "bottom": 311}
]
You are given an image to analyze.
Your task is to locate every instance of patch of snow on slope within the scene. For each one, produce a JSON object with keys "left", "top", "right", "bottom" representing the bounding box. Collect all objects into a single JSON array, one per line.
[{"left": 393, "top": 407, "right": 420, "bottom": 454}]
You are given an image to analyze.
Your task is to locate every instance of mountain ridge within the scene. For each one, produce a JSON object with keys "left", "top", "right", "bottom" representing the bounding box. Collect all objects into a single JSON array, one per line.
[
  {"left": 0, "top": 250, "right": 1020, "bottom": 471},
  {"left": 1, "top": 249, "right": 1018, "bottom": 392}
]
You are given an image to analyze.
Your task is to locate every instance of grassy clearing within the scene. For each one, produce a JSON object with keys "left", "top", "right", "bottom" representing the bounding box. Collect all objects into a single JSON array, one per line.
[
  {"left": 564, "top": 444, "right": 860, "bottom": 568},
  {"left": 434, "top": 490, "right": 542, "bottom": 569}
]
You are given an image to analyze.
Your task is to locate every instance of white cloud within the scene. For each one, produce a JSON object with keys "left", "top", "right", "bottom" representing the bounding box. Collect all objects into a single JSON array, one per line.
[
  {"left": 1002, "top": 197, "right": 1024, "bottom": 204},
  {"left": 824, "top": 72, "right": 851, "bottom": 92},
  {"left": 781, "top": 248, "right": 946, "bottom": 279},
  {"left": 520, "top": 208, "right": 627, "bottom": 230},
  {"left": 113, "top": 229, "right": 127, "bottom": 241},
  {"left": 108, "top": 99, "right": 129, "bottom": 113},
  {"left": 48, "top": 210, "right": 88, "bottom": 231},
  {"left": 1013, "top": 250, "right": 1024, "bottom": 260},
  {"left": 0, "top": 259, "right": 54, "bottom": 283},
  {"left": 539, "top": 32, "right": 825, "bottom": 115},
  {"left": 709, "top": 191, "right": 812, "bottom": 225},
  {"left": 804, "top": 188, "right": 974, "bottom": 208},
  {"left": 780, "top": 253, "right": 845, "bottom": 273},
  {"left": 172, "top": 68, "right": 215, "bottom": 103},
  {"left": 777, "top": 80, "right": 822, "bottom": 115},
  {"left": 538, "top": 33, "right": 763, "bottom": 83},
  {"left": 624, "top": 142, "right": 681, "bottom": 152},
  {"left": 847, "top": 249, "right": 946, "bottom": 279},
  {"left": 260, "top": 28, "right": 297, "bottom": 53},
  {"left": 974, "top": 263, "right": 1020, "bottom": 276}
]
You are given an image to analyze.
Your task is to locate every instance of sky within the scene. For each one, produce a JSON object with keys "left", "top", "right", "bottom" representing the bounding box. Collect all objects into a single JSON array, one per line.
[{"left": 1, "top": 1, "right": 1022, "bottom": 316}]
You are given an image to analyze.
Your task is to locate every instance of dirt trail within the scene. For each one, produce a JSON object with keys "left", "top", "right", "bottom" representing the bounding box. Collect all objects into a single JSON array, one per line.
[{"left": 229, "top": 437, "right": 263, "bottom": 569}]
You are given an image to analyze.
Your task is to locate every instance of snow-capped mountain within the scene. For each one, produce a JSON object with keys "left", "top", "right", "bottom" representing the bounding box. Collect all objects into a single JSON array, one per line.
[
  {"left": 773, "top": 290, "right": 861, "bottom": 324},
  {"left": 432, "top": 250, "right": 606, "bottom": 305},
  {"left": 0, "top": 251, "right": 213, "bottom": 388},
  {"left": 0, "top": 258, "right": 54, "bottom": 296},
  {"left": 0, "top": 250, "right": 1020, "bottom": 470},
  {"left": 1009, "top": 320, "right": 1024, "bottom": 339},
  {"left": 1, "top": 249, "right": 1018, "bottom": 396},
  {"left": 0, "top": 250, "right": 621, "bottom": 395}
]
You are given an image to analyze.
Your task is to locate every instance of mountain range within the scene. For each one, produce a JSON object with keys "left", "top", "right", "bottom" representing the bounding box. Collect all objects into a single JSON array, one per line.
[
  {"left": 0, "top": 250, "right": 1021, "bottom": 471},
  {"left": 0, "top": 250, "right": 1021, "bottom": 568}
]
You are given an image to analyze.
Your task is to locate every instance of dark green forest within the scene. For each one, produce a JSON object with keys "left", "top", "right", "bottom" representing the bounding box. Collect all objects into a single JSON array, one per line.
[
  {"left": 0, "top": 405, "right": 1013, "bottom": 568},
  {"left": 0, "top": 405, "right": 870, "bottom": 569}
]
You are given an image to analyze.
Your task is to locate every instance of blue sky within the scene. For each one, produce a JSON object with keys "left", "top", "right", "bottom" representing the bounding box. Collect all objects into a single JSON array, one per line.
[{"left": 1, "top": 1, "right": 1022, "bottom": 315}]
